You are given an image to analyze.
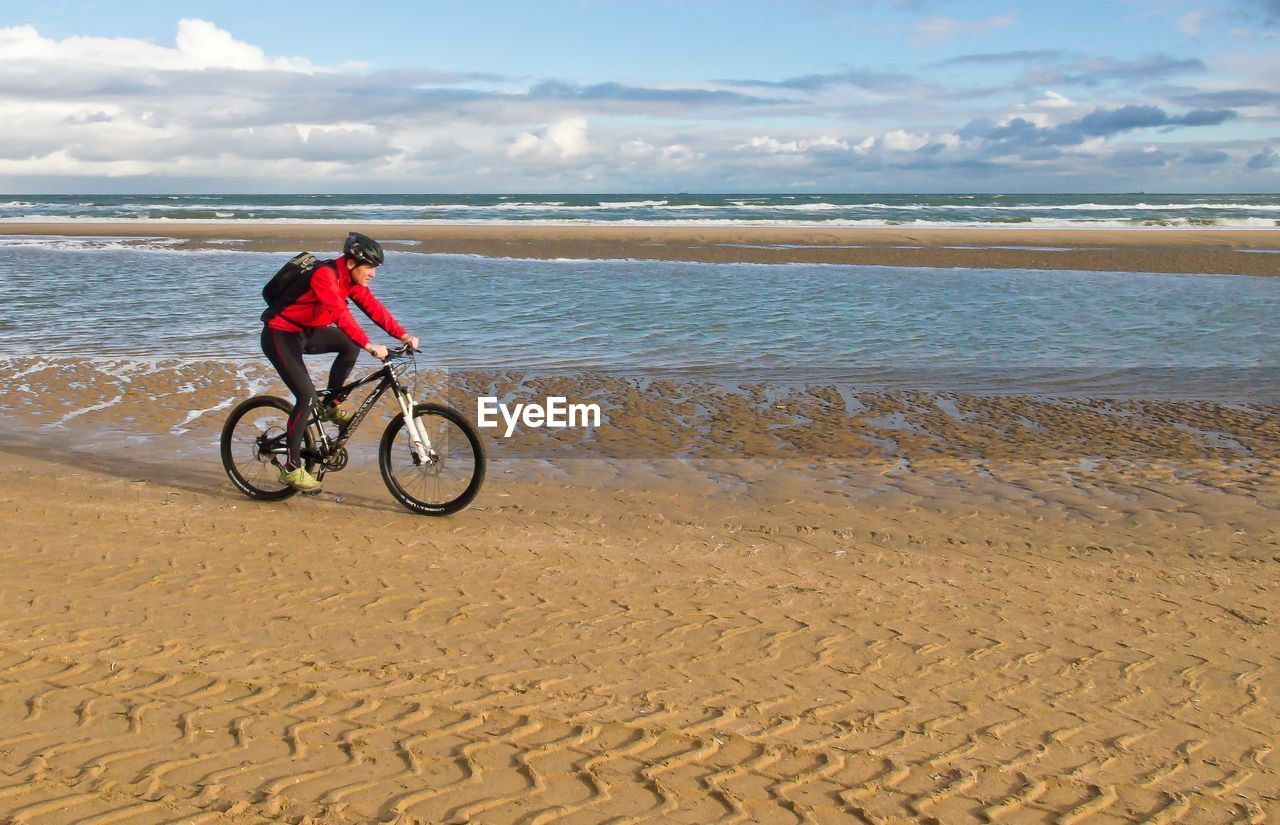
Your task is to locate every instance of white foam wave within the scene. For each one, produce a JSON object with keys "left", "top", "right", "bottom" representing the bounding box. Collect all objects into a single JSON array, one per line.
[
  {"left": 1, "top": 355, "right": 279, "bottom": 402},
  {"left": 869, "top": 202, "right": 1280, "bottom": 212},
  {"left": 57, "top": 393, "right": 123, "bottom": 425},
  {"left": 8, "top": 198, "right": 1280, "bottom": 217},
  {"left": 0, "top": 200, "right": 588, "bottom": 214},
  {"left": 0, "top": 236, "right": 272, "bottom": 254},
  {"left": 2, "top": 216, "right": 1278, "bottom": 235},
  {"left": 170, "top": 395, "right": 235, "bottom": 434}
]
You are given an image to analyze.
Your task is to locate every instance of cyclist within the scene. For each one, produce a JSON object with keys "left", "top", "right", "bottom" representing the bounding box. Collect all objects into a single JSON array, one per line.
[{"left": 261, "top": 232, "right": 420, "bottom": 492}]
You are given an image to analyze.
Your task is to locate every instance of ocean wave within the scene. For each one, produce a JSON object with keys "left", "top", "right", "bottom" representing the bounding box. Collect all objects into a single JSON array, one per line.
[
  {"left": 0, "top": 236, "right": 270, "bottom": 254},
  {"left": 881, "top": 202, "right": 1280, "bottom": 212},
  {"left": 68, "top": 200, "right": 1280, "bottom": 214},
  {"left": 644, "top": 201, "right": 1280, "bottom": 213},
  {"left": 3, "top": 215, "right": 1278, "bottom": 231},
  {"left": 6, "top": 199, "right": 1280, "bottom": 223}
]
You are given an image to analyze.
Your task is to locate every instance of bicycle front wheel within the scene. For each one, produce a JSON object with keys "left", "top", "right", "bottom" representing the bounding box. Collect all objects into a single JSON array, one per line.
[
  {"left": 379, "top": 403, "right": 485, "bottom": 516},
  {"left": 221, "top": 395, "right": 314, "bottom": 501}
]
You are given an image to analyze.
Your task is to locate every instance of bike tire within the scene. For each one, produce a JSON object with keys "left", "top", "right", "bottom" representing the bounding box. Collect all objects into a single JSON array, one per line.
[
  {"left": 221, "top": 395, "right": 315, "bottom": 501},
  {"left": 379, "top": 403, "right": 486, "bottom": 516}
]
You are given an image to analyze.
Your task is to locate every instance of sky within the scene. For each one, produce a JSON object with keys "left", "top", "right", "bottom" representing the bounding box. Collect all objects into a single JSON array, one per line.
[{"left": 0, "top": 0, "right": 1278, "bottom": 193}]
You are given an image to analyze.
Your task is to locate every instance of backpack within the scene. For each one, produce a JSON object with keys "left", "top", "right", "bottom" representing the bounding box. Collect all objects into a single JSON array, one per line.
[{"left": 261, "top": 252, "right": 326, "bottom": 322}]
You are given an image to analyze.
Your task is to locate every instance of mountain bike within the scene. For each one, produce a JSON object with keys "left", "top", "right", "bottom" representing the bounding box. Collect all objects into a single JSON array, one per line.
[{"left": 220, "top": 344, "right": 485, "bottom": 515}]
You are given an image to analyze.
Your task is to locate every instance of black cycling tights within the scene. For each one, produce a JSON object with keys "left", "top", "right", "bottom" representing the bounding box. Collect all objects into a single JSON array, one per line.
[{"left": 261, "top": 325, "right": 360, "bottom": 470}]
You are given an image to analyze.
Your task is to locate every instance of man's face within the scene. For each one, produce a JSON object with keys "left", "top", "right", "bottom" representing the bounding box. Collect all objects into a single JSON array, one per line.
[{"left": 351, "top": 263, "right": 377, "bottom": 287}]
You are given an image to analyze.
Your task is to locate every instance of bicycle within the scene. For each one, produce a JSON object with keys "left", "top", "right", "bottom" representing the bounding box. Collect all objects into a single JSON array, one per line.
[{"left": 220, "top": 344, "right": 485, "bottom": 515}]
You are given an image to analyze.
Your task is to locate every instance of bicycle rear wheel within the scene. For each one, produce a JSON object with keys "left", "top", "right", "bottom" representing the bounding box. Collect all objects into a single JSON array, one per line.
[
  {"left": 221, "top": 395, "right": 315, "bottom": 501},
  {"left": 379, "top": 403, "right": 485, "bottom": 515}
]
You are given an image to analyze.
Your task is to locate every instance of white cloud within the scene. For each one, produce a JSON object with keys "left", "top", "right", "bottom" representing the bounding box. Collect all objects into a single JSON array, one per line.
[
  {"left": 659, "top": 144, "right": 701, "bottom": 167},
  {"left": 1005, "top": 112, "right": 1051, "bottom": 127},
  {"left": 1030, "top": 91, "right": 1075, "bottom": 109},
  {"left": 1007, "top": 90, "right": 1084, "bottom": 128},
  {"left": 880, "top": 129, "right": 932, "bottom": 151},
  {"left": 739, "top": 135, "right": 851, "bottom": 153},
  {"left": 619, "top": 139, "right": 657, "bottom": 159},
  {"left": 913, "top": 13, "right": 1016, "bottom": 46},
  {"left": 507, "top": 117, "right": 590, "bottom": 162},
  {"left": 0, "top": 19, "right": 319, "bottom": 72},
  {"left": 1178, "top": 11, "right": 1208, "bottom": 35},
  {"left": 1075, "top": 136, "right": 1110, "bottom": 154},
  {"left": 295, "top": 122, "right": 378, "bottom": 141},
  {"left": 0, "top": 149, "right": 152, "bottom": 177}
]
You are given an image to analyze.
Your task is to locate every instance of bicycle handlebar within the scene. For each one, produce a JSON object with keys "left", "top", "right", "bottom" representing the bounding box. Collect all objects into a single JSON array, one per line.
[{"left": 383, "top": 343, "right": 419, "bottom": 361}]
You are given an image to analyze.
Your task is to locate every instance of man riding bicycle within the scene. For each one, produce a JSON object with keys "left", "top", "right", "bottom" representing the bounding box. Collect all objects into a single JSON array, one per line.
[{"left": 261, "top": 232, "right": 419, "bottom": 492}]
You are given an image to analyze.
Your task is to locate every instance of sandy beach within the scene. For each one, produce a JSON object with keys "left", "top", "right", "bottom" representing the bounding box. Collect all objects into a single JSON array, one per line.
[
  {"left": 2, "top": 345, "right": 1278, "bottom": 822},
  {"left": 3, "top": 222, "right": 1280, "bottom": 275},
  {"left": 5, "top": 0, "right": 1280, "bottom": 817}
]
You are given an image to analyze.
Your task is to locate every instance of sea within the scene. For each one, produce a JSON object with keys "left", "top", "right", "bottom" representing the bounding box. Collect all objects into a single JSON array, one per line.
[
  {"left": 2, "top": 193, "right": 1280, "bottom": 228},
  {"left": 1, "top": 235, "right": 1277, "bottom": 402}
]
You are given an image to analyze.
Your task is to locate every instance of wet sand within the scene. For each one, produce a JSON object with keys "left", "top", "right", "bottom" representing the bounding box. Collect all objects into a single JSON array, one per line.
[
  {"left": 3, "top": 221, "right": 1280, "bottom": 274},
  {"left": 2, "top": 357, "right": 1278, "bottom": 822}
]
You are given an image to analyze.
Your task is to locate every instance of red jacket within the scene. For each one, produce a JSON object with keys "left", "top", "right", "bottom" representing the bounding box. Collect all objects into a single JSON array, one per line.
[{"left": 266, "top": 256, "right": 406, "bottom": 348}]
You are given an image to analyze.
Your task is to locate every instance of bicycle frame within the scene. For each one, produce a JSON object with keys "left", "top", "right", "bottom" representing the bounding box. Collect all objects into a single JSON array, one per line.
[{"left": 302, "top": 354, "right": 433, "bottom": 475}]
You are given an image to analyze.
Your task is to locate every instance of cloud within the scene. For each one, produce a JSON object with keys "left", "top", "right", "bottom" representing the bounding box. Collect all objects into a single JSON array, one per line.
[
  {"left": 507, "top": 118, "right": 590, "bottom": 162},
  {"left": 1237, "top": 0, "right": 1280, "bottom": 25},
  {"left": 1174, "top": 108, "right": 1239, "bottom": 126},
  {"left": 1110, "top": 144, "right": 1176, "bottom": 167},
  {"left": 1159, "top": 1, "right": 1280, "bottom": 30},
  {"left": 1247, "top": 147, "right": 1279, "bottom": 169},
  {"left": 0, "top": 19, "right": 321, "bottom": 72},
  {"left": 935, "top": 49, "right": 1065, "bottom": 67},
  {"left": 1184, "top": 148, "right": 1229, "bottom": 164},
  {"left": 717, "top": 68, "right": 919, "bottom": 94},
  {"left": 527, "top": 80, "right": 786, "bottom": 107},
  {"left": 880, "top": 129, "right": 934, "bottom": 151},
  {"left": 926, "top": 51, "right": 1209, "bottom": 98},
  {"left": 1166, "top": 88, "right": 1280, "bottom": 108},
  {"left": 739, "top": 135, "right": 852, "bottom": 154},
  {"left": 1177, "top": 11, "right": 1208, "bottom": 35},
  {"left": 1073, "top": 105, "right": 1180, "bottom": 134},
  {"left": 912, "top": 13, "right": 1016, "bottom": 46},
  {"left": 1026, "top": 55, "right": 1206, "bottom": 87},
  {"left": 960, "top": 104, "right": 1238, "bottom": 158},
  {"left": 1032, "top": 90, "right": 1076, "bottom": 108}
]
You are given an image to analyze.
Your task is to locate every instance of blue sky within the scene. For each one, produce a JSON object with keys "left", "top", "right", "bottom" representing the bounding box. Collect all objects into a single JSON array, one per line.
[{"left": 0, "top": 0, "right": 1277, "bottom": 192}]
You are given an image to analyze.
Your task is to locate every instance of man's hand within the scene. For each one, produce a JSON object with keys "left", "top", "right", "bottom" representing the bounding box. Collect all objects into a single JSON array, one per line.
[
  {"left": 400, "top": 334, "right": 420, "bottom": 351},
  {"left": 365, "top": 342, "right": 389, "bottom": 360}
]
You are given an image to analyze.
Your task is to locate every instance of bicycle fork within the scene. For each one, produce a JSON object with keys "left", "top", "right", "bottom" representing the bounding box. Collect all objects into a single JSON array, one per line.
[{"left": 393, "top": 390, "right": 433, "bottom": 464}]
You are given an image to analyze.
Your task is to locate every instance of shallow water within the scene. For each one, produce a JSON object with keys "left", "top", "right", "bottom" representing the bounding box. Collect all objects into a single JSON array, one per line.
[
  {"left": 2, "top": 239, "right": 1277, "bottom": 401},
  {"left": 3, "top": 193, "right": 1280, "bottom": 228}
]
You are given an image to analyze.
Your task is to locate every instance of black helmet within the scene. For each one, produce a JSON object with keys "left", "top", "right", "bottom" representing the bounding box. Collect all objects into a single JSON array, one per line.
[{"left": 344, "top": 232, "right": 384, "bottom": 267}]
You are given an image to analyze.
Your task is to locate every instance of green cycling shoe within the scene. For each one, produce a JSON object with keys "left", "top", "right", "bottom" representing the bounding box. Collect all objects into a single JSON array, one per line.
[
  {"left": 279, "top": 465, "right": 322, "bottom": 492},
  {"left": 320, "top": 403, "right": 355, "bottom": 427}
]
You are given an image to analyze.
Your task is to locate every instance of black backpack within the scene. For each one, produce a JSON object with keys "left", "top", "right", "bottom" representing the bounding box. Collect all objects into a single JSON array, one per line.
[{"left": 261, "top": 252, "right": 327, "bottom": 322}]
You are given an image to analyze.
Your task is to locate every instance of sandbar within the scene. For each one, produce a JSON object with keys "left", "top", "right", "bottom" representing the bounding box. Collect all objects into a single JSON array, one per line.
[{"left": 3, "top": 220, "right": 1280, "bottom": 274}]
